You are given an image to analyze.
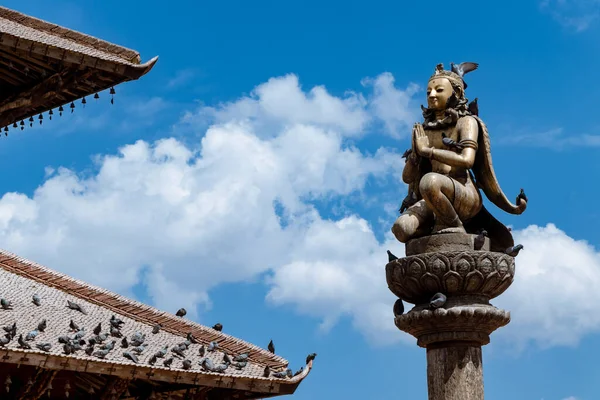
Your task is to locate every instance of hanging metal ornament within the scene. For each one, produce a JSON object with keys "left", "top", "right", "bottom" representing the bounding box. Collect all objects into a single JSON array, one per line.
[
  {"left": 12, "top": 122, "right": 16, "bottom": 128},
  {"left": 4, "top": 375, "right": 11, "bottom": 392},
  {"left": 59, "top": 105, "right": 64, "bottom": 116},
  {"left": 82, "top": 97, "right": 87, "bottom": 108},
  {"left": 70, "top": 102, "right": 75, "bottom": 113},
  {"left": 64, "top": 380, "right": 71, "bottom": 398},
  {"left": 49, "top": 109, "right": 53, "bottom": 120},
  {"left": 94, "top": 93, "right": 100, "bottom": 101},
  {"left": 29, "top": 116, "right": 34, "bottom": 127},
  {"left": 110, "top": 87, "right": 116, "bottom": 104},
  {"left": 4, "top": 127, "right": 8, "bottom": 136},
  {"left": 39, "top": 113, "right": 43, "bottom": 125},
  {"left": 20, "top": 120, "right": 24, "bottom": 130},
  {"left": 46, "top": 382, "right": 52, "bottom": 397}
]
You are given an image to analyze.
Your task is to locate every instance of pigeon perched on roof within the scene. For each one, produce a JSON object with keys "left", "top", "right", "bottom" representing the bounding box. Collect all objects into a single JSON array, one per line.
[{"left": 175, "top": 308, "right": 187, "bottom": 317}]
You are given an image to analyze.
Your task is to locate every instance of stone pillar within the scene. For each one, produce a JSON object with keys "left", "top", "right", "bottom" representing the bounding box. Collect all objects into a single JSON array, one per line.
[{"left": 386, "top": 233, "right": 514, "bottom": 400}]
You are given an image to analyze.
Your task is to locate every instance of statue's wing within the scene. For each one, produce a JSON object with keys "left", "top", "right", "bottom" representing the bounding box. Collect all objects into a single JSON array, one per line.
[{"left": 472, "top": 116, "right": 527, "bottom": 215}]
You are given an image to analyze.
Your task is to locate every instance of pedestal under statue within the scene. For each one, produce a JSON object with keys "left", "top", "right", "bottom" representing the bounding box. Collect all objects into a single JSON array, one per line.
[{"left": 386, "top": 62, "right": 527, "bottom": 400}]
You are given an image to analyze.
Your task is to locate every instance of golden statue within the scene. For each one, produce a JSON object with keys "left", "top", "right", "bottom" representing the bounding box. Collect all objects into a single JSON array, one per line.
[{"left": 392, "top": 62, "right": 527, "bottom": 251}]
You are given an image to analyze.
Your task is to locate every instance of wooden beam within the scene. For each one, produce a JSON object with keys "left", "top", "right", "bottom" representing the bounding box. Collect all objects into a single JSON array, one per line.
[
  {"left": 99, "top": 377, "right": 130, "bottom": 400},
  {"left": 17, "top": 369, "right": 57, "bottom": 400}
]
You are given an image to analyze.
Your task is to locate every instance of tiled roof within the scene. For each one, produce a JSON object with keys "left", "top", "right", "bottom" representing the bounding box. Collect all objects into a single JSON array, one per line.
[
  {"left": 0, "top": 249, "right": 312, "bottom": 392},
  {"left": 0, "top": 6, "right": 145, "bottom": 66}
]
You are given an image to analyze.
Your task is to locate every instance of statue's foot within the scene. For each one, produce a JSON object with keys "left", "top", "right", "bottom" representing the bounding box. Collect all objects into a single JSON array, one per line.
[{"left": 432, "top": 222, "right": 466, "bottom": 235}]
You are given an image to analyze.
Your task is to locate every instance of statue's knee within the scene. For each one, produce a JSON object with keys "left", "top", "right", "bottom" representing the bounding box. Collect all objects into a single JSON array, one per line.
[
  {"left": 392, "top": 218, "right": 411, "bottom": 243},
  {"left": 420, "top": 173, "right": 441, "bottom": 197}
]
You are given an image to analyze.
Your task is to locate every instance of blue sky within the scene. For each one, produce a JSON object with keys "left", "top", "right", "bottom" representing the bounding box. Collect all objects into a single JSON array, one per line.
[{"left": 2, "top": 0, "right": 600, "bottom": 399}]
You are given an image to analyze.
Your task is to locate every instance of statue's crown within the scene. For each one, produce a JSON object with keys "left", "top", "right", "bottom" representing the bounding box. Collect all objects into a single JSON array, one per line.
[{"left": 429, "top": 64, "right": 464, "bottom": 89}]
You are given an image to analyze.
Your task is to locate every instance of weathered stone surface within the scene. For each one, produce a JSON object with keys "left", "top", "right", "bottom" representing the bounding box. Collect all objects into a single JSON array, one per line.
[
  {"left": 394, "top": 304, "right": 510, "bottom": 348},
  {"left": 386, "top": 250, "right": 514, "bottom": 305},
  {"left": 427, "top": 345, "right": 483, "bottom": 400},
  {"left": 406, "top": 232, "right": 490, "bottom": 256}
]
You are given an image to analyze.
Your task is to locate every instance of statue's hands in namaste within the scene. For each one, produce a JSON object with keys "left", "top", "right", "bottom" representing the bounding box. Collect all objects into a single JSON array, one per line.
[{"left": 413, "top": 123, "right": 431, "bottom": 158}]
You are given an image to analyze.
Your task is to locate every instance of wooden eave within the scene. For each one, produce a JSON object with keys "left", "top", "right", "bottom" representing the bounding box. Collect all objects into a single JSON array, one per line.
[{"left": 0, "top": 6, "right": 158, "bottom": 131}]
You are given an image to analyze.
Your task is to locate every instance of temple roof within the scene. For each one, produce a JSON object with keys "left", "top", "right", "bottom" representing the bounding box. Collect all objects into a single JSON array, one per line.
[
  {"left": 0, "top": 6, "right": 158, "bottom": 131},
  {"left": 0, "top": 249, "right": 312, "bottom": 398}
]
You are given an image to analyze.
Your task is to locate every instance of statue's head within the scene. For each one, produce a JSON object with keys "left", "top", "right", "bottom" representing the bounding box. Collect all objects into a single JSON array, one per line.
[
  {"left": 422, "top": 63, "right": 471, "bottom": 129},
  {"left": 427, "top": 68, "right": 465, "bottom": 111}
]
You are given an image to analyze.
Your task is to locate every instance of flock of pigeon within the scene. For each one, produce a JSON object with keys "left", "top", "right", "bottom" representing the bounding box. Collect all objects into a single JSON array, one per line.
[{"left": 0, "top": 295, "right": 316, "bottom": 380}]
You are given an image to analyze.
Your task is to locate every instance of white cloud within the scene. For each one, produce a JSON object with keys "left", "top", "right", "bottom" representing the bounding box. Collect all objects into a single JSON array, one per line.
[
  {"left": 562, "top": 397, "right": 578, "bottom": 400},
  {"left": 2, "top": 72, "right": 600, "bottom": 350},
  {"left": 540, "top": 0, "right": 600, "bottom": 32}
]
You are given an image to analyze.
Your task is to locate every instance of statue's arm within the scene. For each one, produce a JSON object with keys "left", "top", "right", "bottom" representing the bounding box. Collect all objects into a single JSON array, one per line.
[
  {"left": 424, "top": 117, "right": 478, "bottom": 169},
  {"left": 402, "top": 152, "right": 420, "bottom": 184}
]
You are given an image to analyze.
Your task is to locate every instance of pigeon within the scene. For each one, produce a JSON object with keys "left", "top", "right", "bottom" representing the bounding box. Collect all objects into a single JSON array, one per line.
[
  {"left": 213, "top": 363, "right": 229, "bottom": 373},
  {"left": 1, "top": 299, "right": 12, "bottom": 310},
  {"left": 36, "top": 343, "right": 52, "bottom": 352},
  {"left": 306, "top": 353, "right": 317, "bottom": 364},
  {"left": 474, "top": 229, "right": 487, "bottom": 251},
  {"left": 212, "top": 323, "right": 223, "bottom": 332},
  {"left": 37, "top": 319, "right": 47, "bottom": 333},
  {"left": 0, "top": 336, "right": 11, "bottom": 346},
  {"left": 468, "top": 98, "right": 479, "bottom": 116},
  {"left": 121, "top": 337, "right": 128, "bottom": 348},
  {"left": 3, "top": 323, "right": 16, "bottom": 339},
  {"left": 97, "top": 333, "right": 109, "bottom": 343},
  {"left": 505, "top": 244, "right": 524, "bottom": 257},
  {"left": 399, "top": 191, "right": 418, "bottom": 214},
  {"left": 163, "top": 357, "right": 174, "bottom": 367},
  {"left": 401, "top": 148, "right": 412, "bottom": 159},
  {"left": 25, "top": 330, "right": 39, "bottom": 341},
  {"left": 63, "top": 343, "right": 74, "bottom": 355},
  {"left": 187, "top": 332, "right": 199, "bottom": 344},
  {"left": 175, "top": 308, "right": 187, "bottom": 317},
  {"left": 393, "top": 299, "right": 405, "bottom": 317},
  {"left": 182, "top": 359, "right": 192, "bottom": 370},
  {"left": 69, "top": 320, "right": 79, "bottom": 332},
  {"left": 130, "top": 332, "right": 145, "bottom": 347},
  {"left": 110, "top": 326, "right": 123, "bottom": 338},
  {"left": 148, "top": 354, "right": 158, "bottom": 365},
  {"left": 450, "top": 62, "right": 479, "bottom": 89},
  {"left": 88, "top": 337, "right": 97, "bottom": 346},
  {"left": 430, "top": 292, "right": 447, "bottom": 309},
  {"left": 200, "top": 358, "right": 215, "bottom": 371},
  {"left": 263, "top": 365, "right": 271, "bottom": 377},
  {"left": 442, "top": 132, "right": 464, "bottom": 150},
  {"left": 58, "top": 335, "right": 72, "bottom": 344},
  {"left": 294, "top": 367, "right": 304, "bottom": 376},
  {"left": 517, "top": 188, "right": 528, "bottom": 205},
  {"left": 110, "top": 315, "right": 124, "bottom": 327},
  {"left": 198, "top": 345, "right": 206, "bottom": 357},
  {"left": 132, "top": 344, "right": 147, "bottom": 355},
  {"left": 273, "top": 369, "right": 292, "bottom": 379},
  {"left": 387, "top": 250, "right": 398, "bottom": 262},
  {"left": 233, "top": 353, "right": 249, "bottom": 362},
  {"left": 93, "top": 323, "right": 102, "bottom": 336},
  {"left": 267, "top": 340, "right": 275, "bottom": 354},
  {"left": 94, "top": 350, "right": 110, "bottom": 358},
  {"left": 18, "top": 335, "right": 31, "bottom": 349},
  {"left": 66, "top": 300, "right": 87, "bottom": 315},
  {"left": 234, "top": 361, "right": 248, "bottom": 370},
  {"left": 207, "top": 341, "right": 219, "bottom": 352},
  {"left": 100, "top": 340, "right": 116, "bottom": 352},
  {"left": 152, "top": 324, "right": 161, "bottom": 334},
  {"left": 73, "top": 329, "right": 86, "bottom": 340},
  {"left": 123, "top": 352, "right": 139, "bottom": 363},
  {"left": 155, "top": 346, "right": 168, "bottom": 358},
  {"left": 171, "top": 346, "right": 186, "bottom": 358},
  {"left": 32, "top": 294, "right": 41, "bottom": 306},
  {"left": 85, "top": 346, "right": 94, "bottom": 356},
  {"left": 222, "top": 353, "right": 231, "bottom": 364}
]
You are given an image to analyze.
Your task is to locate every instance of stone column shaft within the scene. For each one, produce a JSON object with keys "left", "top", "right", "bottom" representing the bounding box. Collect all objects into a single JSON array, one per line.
[{"left": 426, "top": 344, "right": 483, "bottom": 400}]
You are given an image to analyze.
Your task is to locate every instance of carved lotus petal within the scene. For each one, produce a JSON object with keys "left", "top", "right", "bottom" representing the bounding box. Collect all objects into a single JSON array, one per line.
[
  {"left": 429, "top": 255, "right": 449, "bottom": 276},
  {"left": 420, "top": 272, "right": 441, "bottom": 294},
  {"left": 403, "top": 277, "right": 422, "bottom": 299},
  {"left": 478, "top": 257, "right": 494, "bottom": 275},
  {"left": 408, "top": 259, "right": 425, "bottom": 276},
  {"left": 452, "top": 254, "right": 474, "bottom": 275},
  {"left": 480, "top": 271, "right": 501, "bottom": 293},
  {"left": 465, "top": 270, "right": 484, "bottom": 292},
  {"left": 497, "top": 258, "right": 509, "bottom": 277},
  {"left": 443, "top": 271, "right": 463, "bottom": 293},
  {"left": 492, "top": 275, "right": 514, "bottom": 298}
]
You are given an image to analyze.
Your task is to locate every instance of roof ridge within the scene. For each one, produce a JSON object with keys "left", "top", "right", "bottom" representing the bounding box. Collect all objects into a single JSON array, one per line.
[
  {"left": 0, "top": 6, "right": 141, "bottom": 64},
  {"left": 0, "top": 248, "right": 289, "bottom": 368}
]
